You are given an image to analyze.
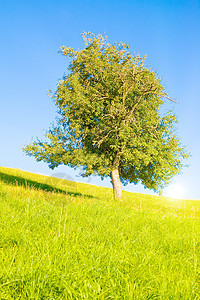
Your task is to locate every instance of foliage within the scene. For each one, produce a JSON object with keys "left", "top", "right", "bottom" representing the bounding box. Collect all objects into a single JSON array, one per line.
[{"left": 23, "top": 33, "right": 189, "bottom": 194}]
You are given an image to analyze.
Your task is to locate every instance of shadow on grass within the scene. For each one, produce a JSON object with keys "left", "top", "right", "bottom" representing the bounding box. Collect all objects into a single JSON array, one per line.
[{"left": 0, "top": 171, "right": 96, "bottom": 199}]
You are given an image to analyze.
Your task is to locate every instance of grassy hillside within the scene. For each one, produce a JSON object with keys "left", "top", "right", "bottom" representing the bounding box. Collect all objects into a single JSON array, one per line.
[{"left": 0, "top": 166, "right": 200, "bottom": 299}]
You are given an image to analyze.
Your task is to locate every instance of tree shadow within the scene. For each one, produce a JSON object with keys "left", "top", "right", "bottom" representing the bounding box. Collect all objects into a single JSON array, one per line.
[{"left": 0, "top": 171, "right": 96, "bottom": 199}]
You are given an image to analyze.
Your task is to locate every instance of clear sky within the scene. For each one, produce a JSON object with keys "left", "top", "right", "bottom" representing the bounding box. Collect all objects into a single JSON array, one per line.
[{"left": 0, "top": 0, "right": 199, "bottom": 199}]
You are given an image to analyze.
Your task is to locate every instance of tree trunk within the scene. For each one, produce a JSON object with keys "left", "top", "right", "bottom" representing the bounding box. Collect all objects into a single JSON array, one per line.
[
  {"left": 111, "top": 154, "right": 122, "bottom": 200},
  {"left": 111, "top": 168, "right": 122, "bottom": 200}
]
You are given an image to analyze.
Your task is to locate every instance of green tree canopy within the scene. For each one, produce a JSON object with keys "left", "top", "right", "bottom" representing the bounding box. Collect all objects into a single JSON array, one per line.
[{"left": 23, "top": 33, "right": 189, "bottom": 200}]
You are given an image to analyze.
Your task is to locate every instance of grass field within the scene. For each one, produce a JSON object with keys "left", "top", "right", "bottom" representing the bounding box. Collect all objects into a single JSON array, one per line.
[{"left": 0, "top": 166, "right": 200, "bottom": 299}]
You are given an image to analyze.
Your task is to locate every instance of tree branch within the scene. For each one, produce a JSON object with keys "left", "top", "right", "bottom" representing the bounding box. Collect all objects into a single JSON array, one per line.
[{"left": 162, "top": 95, "right": 182, "bottom": 103}]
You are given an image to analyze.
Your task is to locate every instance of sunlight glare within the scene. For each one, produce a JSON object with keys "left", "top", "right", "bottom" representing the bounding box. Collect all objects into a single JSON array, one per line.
[{"left": 164, "top": 183, "right": 186, "bottom": 199}]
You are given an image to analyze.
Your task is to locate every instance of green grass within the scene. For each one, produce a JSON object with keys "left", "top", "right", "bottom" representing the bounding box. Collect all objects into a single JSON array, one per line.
[{"left": 0, "top": 166, "right": 200, "bottom": 299}]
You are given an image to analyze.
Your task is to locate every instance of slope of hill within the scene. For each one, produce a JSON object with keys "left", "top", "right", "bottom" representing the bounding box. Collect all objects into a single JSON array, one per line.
[{"left": 0, "top": 166, "right": 200, "bottom": 299}]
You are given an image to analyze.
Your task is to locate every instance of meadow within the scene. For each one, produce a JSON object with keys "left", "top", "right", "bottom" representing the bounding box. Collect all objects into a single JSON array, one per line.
[{"left": 0, "top": 166, "right": 200, "bottom": 299}]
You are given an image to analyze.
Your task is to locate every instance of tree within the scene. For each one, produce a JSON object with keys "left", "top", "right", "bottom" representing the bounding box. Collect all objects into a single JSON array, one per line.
[{"left": 23, "top": 33, "right": 189, "bottom": 200}]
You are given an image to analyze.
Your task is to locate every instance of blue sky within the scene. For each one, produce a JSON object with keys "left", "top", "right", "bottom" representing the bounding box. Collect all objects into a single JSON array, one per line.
[{"left": 0, "top": 0, "right": 199, "bottom": 199}]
